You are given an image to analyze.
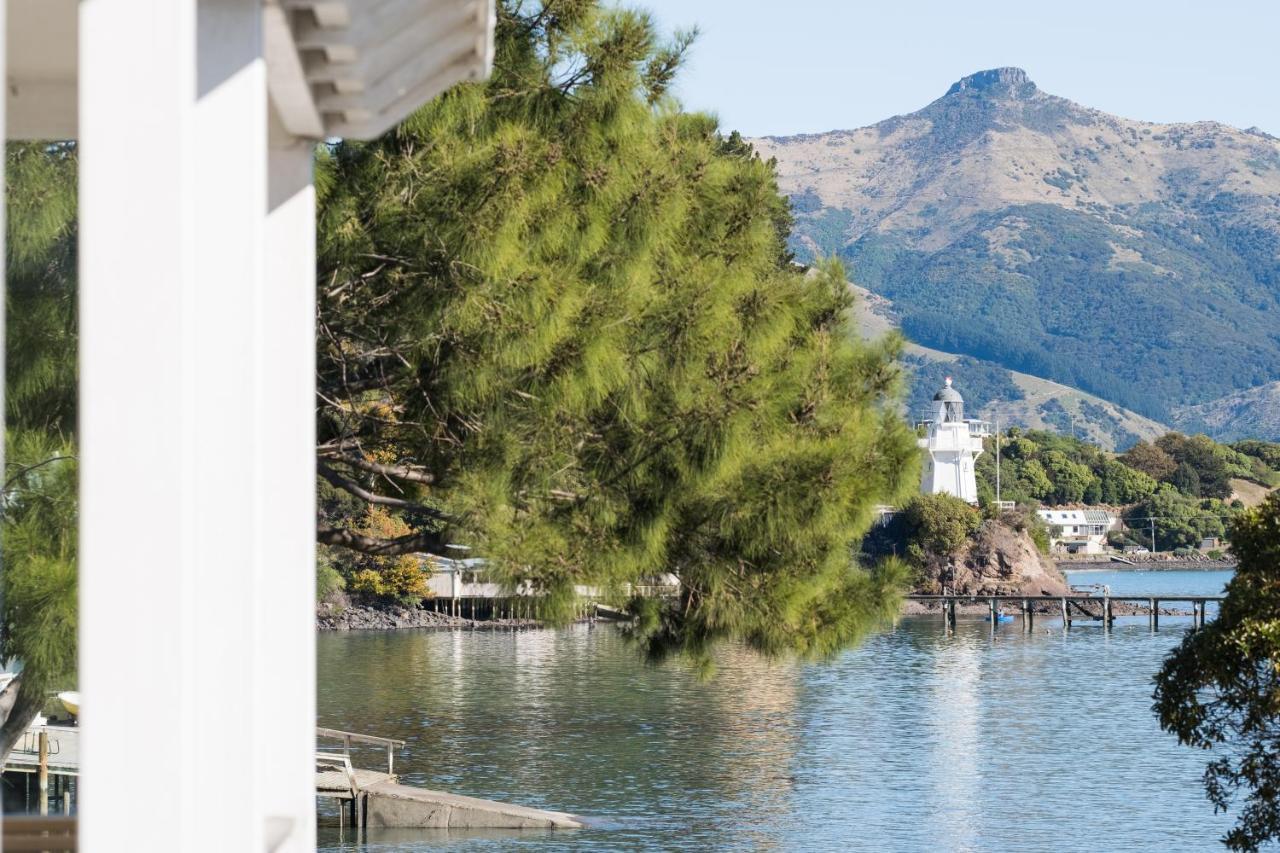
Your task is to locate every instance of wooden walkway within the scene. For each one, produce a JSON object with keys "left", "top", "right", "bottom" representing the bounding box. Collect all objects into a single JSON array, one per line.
[
  {"left": 5, "top": 726, "right": 79, "bottom": 777},
  {"left": 3, "top": 724, "right": 581, "bottom": 841},
  {"left": 907, "top": 593, "right": 1226, "bottom": 632}
]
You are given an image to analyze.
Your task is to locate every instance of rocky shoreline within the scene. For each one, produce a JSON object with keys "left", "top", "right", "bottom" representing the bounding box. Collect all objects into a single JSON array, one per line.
[
  {"left": 1055, "top": 557, "right": 1235, "bottom": 572},
  {"left": 317, "top": 602, "right": 543, "bottom": 631}
]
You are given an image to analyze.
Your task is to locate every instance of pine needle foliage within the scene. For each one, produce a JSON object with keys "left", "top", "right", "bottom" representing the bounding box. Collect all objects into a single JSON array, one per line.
[
  {"left": 1, "top": 142, "right": 79, "bottom": 753},
  {"left": 318, "top": 0, "right": 918, "bottom": 660},
  {"left": 1154, "top": 493, "right": 1280, "bottom": 852}
]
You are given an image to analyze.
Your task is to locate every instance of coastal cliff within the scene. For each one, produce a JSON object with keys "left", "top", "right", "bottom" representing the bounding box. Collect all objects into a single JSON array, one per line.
[{"left": 914, "top": 520, "right": 1069, "bottom": 598}]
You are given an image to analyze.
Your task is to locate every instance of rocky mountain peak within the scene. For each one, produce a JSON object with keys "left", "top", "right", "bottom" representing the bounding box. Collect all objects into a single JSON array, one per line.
[{"left": 944, "top": 67, "right": 1036, "bottom": 98}]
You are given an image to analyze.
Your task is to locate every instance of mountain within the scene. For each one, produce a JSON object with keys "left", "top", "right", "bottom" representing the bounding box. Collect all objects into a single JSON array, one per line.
[
  {"left": 754, "top": 67, "right": 1280, "bottom": 439},
  {"left": 1173, "top": 381, "right": 1280, "bottom": 441},
  {"left": 847, "top": 282, "right": 1168, "bottom": 450}
]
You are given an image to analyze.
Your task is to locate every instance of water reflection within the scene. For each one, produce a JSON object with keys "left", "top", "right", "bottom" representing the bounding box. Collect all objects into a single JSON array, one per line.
[
  {"left": 318, "top": 571, "right": 1231, "bottom": 852},
  {"left": 927, "top": 636, "right": 981, "bottom": 849}
]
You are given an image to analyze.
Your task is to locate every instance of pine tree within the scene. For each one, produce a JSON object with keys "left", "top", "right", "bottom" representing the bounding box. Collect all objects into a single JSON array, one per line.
[
  {"left": 0, "top": 142, "right": 79, "bottom": 756},
  {"left": 315, "top": 1, "right": 918, "bottom": 661},
  {"left": 1155, "top": 493, "right": 1280, "bottom": 851}
]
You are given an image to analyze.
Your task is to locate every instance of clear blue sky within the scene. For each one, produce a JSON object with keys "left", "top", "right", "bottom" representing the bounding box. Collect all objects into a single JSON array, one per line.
[{"left": 618, "top": 0, "right": 1280, "bottom": 138}]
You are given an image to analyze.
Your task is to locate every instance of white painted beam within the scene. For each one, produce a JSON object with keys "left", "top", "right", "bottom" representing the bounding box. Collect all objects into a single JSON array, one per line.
[
  {"left": 315, "top": 23, "right": 477, "bottom": 113},
  {"left": 265, "top": 2, "right": 325, "bottom": 138},
  {"left": 307, "top": 1, "right": 476, "bottom": 88},
  {"left": 79, "top": 1, "right": 278, "bottom": 849},
  {"left": 258, "top": 106, "right": 319, "bottom": 853},
  {"left": 6, "top": 78, "right": 77, "bottom": 139},
  {"left": 6, "top": 0, "right": 78, "bottom": 139}
]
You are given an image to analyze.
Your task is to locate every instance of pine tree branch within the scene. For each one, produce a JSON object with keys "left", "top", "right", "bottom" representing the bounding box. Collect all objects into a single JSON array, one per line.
[
  {"left": 316, "top": 461, "right": 451, "bottom": 521},
  {"left": 4, "top": 455, "right": 76, "bottom": 492},
  {"left": 316, "top": 449, "right": 436, "bottom": 485},
  {"left": 316, "top": 525, "right": 447, "bottom": 557}
]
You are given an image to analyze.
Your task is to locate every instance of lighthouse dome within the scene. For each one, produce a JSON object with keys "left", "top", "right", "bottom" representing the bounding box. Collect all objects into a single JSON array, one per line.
[{"left": 933, "top": 377, "right": 963, "bottom": 403}]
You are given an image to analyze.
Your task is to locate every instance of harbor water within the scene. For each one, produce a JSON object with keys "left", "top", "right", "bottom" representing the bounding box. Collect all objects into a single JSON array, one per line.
[{"left": 318, "top": 570, "right": 1234, "bottom": 852}]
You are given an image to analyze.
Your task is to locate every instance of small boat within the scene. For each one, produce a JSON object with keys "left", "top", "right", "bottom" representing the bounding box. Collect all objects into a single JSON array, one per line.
[
  {"left": 58, "top": 691, "right": 80, "bottom": 716},
  {"left": 984, "top": 613, "right": 1016, "bottom": 623}
]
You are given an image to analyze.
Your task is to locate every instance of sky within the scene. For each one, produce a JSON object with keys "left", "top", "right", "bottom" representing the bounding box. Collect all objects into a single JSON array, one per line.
[{"left": 618, "top": 0, "right": 1280, "bottom": 138}]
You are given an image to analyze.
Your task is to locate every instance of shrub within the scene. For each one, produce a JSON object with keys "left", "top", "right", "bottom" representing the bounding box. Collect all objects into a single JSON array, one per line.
[
  {"left": 346, "top": 558, "right": 430, "bottom": 604},
  {"left": 899, "top": 493, "right": 981, "bottom": 561},
  {"left": 316, "top": 555, "right": 346, "bottom": 605}
]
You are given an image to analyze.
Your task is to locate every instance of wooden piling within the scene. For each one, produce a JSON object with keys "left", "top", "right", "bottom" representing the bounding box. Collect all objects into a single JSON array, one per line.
[
  {"left": 38, "top": 729, "right": 49, "bottom": 816},
  {"left": 1149, "top": 598, "right": 1157, "bottom": 630},
  {"left": 1060, "top": 597, "right": 1070, "bottom": 629},
  {"left": 1022, "top": 598, "right": 1032, "bottom": 632},
  {"left": 1103, "top": 595, "right": 1112, "bottom": 631},
  {"left": 988, "top": 597, "right": 997, "bottom": 628}
]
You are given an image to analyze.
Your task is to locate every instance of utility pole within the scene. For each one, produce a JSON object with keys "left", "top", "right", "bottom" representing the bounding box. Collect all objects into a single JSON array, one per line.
[
  {"left": 1150, "top": 517, "right": 1157, "bottom": 554},
  {"left": 995, "top": 413, "right": 1002, "bottom": 506}
]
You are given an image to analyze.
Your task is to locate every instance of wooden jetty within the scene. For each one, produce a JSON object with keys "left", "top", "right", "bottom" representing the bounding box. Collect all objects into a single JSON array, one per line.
[
  {"left": 2, "top": 725, "right": 581, "bottom": 835},
  {"left": 907, "top": 594, "right": 1224, "bottom": 632},
  {"left": 314, "top": 727, "right": 581, "bottom": 830}
]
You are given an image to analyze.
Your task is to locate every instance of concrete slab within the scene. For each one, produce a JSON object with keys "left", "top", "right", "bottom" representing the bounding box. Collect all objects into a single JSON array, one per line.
[{"left": 362, "top": 781, "right": 582, "bottom": 829}]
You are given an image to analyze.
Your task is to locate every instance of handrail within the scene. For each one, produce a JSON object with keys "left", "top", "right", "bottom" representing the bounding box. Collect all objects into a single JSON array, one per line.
[
  {"left": 316, "top": 750, "right": 361, "bottom": 798},
  {"left": 316, "top": 727, "right": 405, "bottom": 748},
  {"left": 317, "top": 726, "right": 404, "bottom": 775}
]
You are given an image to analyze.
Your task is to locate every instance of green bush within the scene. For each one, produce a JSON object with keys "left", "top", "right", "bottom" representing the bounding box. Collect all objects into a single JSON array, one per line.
[
  {"left": 898, "top": 493, "right": 981, "bottom": 562},
  {"left": 316, "top": 555, "right": 346, "bottom": 605}
]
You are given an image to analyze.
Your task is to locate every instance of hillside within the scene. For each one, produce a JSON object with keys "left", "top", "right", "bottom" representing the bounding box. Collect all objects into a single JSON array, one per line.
[
  {"left": 1172, "top": 381, "right": 1280, "bottom": 442},
  {"left": 848, "top": 283, "right": 1167, "bottom": 450},
  {"left": 755, "top": 67, "right": 1280, "bottom": 438}
]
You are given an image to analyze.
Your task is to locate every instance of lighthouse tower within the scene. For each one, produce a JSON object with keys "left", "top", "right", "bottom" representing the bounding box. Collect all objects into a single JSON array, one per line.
[{"left": 918, "top": 377, "right": 990, "bottom": 504}]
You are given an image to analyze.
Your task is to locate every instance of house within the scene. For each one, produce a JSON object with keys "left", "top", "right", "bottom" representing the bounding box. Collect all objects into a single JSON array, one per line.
[{"left": 1036, "top": 508, "right": 1119, "bottom": 555}]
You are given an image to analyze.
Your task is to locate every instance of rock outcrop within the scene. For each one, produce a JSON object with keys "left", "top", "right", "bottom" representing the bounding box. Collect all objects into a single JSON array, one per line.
[{"left": 916, "top": 520, "right": 1069, "bottom": 598}]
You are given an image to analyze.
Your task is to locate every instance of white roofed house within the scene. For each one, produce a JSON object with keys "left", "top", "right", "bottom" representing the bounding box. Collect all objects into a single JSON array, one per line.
[
  {"left": 1035, "top": 508, "right": 1119, "bottom": 555},
  {"left": 3, "top": 1, "right": 494, "bottom": 850}
]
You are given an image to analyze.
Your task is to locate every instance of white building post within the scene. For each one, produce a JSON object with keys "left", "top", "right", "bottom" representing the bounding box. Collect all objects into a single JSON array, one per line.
[
  {"left": 258, "top": 108, "right": 318, "bottom": 852},
  {"left": 78, "top": 1, "right": 304, "bottom": 849}
]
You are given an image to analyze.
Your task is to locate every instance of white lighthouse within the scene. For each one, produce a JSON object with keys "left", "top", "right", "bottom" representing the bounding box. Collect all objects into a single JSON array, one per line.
[{"left": 918, "top": 377, "right": 991, "bottom": 504}]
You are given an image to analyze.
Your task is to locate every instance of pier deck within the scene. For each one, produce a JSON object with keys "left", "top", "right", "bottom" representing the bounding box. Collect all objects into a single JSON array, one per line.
[
  {"left": 907, "top": 593, "right": 1226, "bottom": 632},
  {"left": 3, "top": 725, "right": 582, "bottom": 832}
]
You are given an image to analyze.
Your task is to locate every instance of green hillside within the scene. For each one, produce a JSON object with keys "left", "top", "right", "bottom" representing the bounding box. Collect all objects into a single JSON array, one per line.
[
  {"left": 845, "top": 280, "right": 1169, "bottom": 450},
  {"left": 848, "top": 203, "right": 1280, "bottom": 419}
]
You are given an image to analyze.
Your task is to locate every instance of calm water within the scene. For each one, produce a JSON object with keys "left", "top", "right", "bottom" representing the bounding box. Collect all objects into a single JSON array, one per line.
[{"left": 318, "top": 570, "right": 1237, "bottom": 852}]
